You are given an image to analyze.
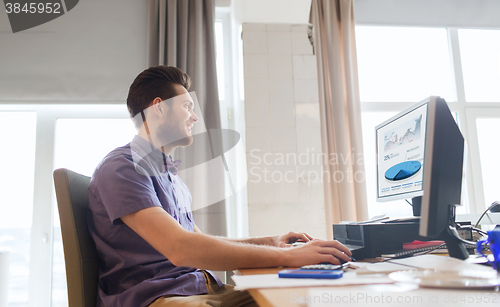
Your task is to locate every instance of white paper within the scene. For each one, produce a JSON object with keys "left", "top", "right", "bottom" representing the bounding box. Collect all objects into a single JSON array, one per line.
[
  {"left": 231, "top": 272, "right": 394, "bottom": 290},
  {"left": 351, "top": 255, "right": 495, "bottom": 275},
  {"left": 353, "top": 262, "right": 413, "bottom": 275},
  {"left": 387, "top": 254, "right": 494, "bottom": 272}
]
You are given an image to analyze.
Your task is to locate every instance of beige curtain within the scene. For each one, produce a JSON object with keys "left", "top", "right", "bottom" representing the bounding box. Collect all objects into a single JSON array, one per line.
[
  {"left": 147, "top": 0, "right": 226, "bottom": 236},
  {"left": 310, "top": 0, "right": 368, "bottom": 238}
]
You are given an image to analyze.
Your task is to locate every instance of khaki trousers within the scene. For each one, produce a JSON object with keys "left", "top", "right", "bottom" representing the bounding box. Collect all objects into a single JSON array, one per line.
[{"left": 148, "top": 271, "right": 258, "bottom": 307}]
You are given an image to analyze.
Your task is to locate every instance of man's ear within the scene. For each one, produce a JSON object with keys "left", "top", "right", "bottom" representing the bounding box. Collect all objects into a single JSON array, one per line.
[{"left": 151, "top": 97, "right": 164, "bottom": 116}]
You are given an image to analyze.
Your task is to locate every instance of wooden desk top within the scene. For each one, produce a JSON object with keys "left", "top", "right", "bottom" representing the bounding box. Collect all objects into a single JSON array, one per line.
[
  {"left": 235, "top": 266, "right": 399, "bottom": 307},
  {"left": 235, "top": 260, "right": 499, "bottom": 307},
  {"left": 235, "top": 268, "right": 307, "bottom": 307},
  {"left": 234, "top": 262, "right": 384, "bottom": 307}
]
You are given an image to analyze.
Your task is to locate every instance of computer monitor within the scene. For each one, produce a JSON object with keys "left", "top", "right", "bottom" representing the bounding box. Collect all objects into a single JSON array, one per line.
[{"left": 375, "top": 96, "right": 469, "bottom": 259}]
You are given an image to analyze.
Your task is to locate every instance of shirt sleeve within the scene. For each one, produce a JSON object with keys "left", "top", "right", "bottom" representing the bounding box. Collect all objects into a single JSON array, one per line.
[{"left": 93, "top": 153, "right": 162, "bottom": 224}]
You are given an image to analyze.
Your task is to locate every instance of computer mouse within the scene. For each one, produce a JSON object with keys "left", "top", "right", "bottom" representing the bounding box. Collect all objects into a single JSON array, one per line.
[
  {"left": 339, "top": 256, "right": 356, "bottom": 264},
  {"left": 290, "top": 242, "right": 306, "bottom": 248}
]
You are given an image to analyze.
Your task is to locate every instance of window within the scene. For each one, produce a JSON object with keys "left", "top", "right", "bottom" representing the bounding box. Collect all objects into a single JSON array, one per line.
[
  {"left": 356, "top": 26, "right": 500, "bottom": 218},
  {"left": 0, "top": 104, "right": 133, "bottom": 307},
  {"left": 0, "top": 111, "right": 36, "bottom": 307},
  {"left": 216, "top": 9, "right": 249, "bottom": 239},
  {"left": 459, "top": 29, "right": 500, "bottom": 102},
  {"left": 476, "top": 117, "right": 500, "bottom": 206},
  {"left": 356, "top": 26, "right": 455, "bottom": 103}
]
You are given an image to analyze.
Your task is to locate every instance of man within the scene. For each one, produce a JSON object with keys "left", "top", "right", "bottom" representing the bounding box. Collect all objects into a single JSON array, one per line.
[{"left": 88, "top": 65, "right": 352, "bottom": 307}]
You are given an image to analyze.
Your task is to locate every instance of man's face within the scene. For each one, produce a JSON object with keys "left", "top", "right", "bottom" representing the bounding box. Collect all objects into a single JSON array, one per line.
[{"left": 157, "top": 84, "right": 199, "bottom": 149}]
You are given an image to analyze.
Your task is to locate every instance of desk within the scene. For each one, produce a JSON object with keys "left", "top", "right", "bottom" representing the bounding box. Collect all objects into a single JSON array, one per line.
[
  {"left": 235, "top": 258, "right": 385, "bottom": 306},
  {"left": 235, "top": 259, "right": 499, "bottom": 307},
  {"left": 236, "top": 268, "right": 306, "bottom": 307}
]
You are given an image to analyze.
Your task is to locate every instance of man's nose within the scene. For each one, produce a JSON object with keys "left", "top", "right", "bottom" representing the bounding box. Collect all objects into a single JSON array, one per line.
[{"left": 191, "top": 112, "right": 199, "bottom": 123}]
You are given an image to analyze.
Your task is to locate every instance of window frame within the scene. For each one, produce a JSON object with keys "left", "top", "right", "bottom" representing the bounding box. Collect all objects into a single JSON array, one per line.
[
  {"left": 215, "top": 8, "right": 249, "bottom": 239},
  {"left": 465, "top": 107, "right": 500, "bottom": 212}
]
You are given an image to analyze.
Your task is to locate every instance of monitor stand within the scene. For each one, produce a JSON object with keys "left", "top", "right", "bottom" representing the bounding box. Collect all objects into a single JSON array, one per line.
[
  {"left": 442, "top": 228, "right": 469, "bottom": 260},
  {"left": 410, "top": 199, "right": 469, "bottom": 259},
  {"left": 441, "top": 205, "right": 469, "bottom": 260}
]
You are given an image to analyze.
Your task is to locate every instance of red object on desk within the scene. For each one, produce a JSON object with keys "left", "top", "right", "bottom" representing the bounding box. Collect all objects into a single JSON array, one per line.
[{"left": 403, "top": 240, "right": 445, "bottom": 250}]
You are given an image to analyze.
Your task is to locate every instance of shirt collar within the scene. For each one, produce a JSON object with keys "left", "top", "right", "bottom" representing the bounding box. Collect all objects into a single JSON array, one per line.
[
  {"left": 130, "top": 135, "right": 182, "bottom": 176},
  {"left": 130, "top": 135, "right": 166, "bottom": 172}
]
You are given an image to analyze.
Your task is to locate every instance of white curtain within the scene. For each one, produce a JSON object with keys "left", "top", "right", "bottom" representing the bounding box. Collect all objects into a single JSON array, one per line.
[{"left": 310, "top": 0, "right": 368, "bottom": 238}]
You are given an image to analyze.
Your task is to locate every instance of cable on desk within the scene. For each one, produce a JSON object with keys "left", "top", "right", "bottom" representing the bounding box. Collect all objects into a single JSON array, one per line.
[{"left": 474, "top": 200, "right": 500, "bottom": 229}]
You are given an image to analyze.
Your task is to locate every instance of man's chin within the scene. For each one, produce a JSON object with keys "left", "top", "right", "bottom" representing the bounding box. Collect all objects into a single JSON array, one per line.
[{"left": 168, "top": 136, "right": 193, "bottom": 148}]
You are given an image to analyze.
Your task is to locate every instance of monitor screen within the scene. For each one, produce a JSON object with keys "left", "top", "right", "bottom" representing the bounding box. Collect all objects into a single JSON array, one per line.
[{"left": 375, "top": 102, "right": 428, "bottom": 201}]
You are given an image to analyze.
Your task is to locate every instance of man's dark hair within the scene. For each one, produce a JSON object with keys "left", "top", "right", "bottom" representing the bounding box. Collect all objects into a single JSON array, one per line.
[{"left": 127, "top": 65, "right": 191, "bottom": 119}]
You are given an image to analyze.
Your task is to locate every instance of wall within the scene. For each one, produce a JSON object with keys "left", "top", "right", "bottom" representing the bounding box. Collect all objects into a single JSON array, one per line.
[{"left": 242, "top": 23, "right": 327, "bottom": 238}]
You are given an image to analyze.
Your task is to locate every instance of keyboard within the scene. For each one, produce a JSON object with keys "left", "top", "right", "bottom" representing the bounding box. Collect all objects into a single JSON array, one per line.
[
  {"left": 381, "top": 243, "right": 447, "bottom": 259},
  {"left": 381, "top": 242, "right": 477, "bottom": 259},
  {"left": 300, "top": 263, "right": 349, "bottom": 270}
]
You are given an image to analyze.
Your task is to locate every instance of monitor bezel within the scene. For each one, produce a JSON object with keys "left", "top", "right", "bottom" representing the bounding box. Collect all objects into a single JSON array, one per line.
[{"left": 374, "top": 96, "right": 437, "bottom": 202}]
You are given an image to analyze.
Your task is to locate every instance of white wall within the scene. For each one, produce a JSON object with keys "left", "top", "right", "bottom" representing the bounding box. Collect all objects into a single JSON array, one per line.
[{"left": 0, "top": 0, "right": 148, "bottom": 103}]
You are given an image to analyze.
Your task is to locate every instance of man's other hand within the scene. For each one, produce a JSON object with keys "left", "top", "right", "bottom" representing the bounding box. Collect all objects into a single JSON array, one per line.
[{"left": 272, "top": 231, "right": 313, "bottom": 247}]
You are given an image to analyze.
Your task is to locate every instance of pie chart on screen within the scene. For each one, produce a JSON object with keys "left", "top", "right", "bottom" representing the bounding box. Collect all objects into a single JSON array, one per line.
[{"left": 385, "top": 161, "right": 421, "bottom": 181}]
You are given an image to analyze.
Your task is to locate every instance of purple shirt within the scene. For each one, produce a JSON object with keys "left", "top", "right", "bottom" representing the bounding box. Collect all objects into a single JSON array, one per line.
[{"left": 88, "top": 135, "right": 222, "bottom": 307}]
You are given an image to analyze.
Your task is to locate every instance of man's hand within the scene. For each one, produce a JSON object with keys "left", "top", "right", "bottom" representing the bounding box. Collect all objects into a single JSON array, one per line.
[
  {"left": 282, "top": 239, "right": 353, "bottom": 266},
  {"left": 271, "top": 231, "right": 313, "bottom": 247}
]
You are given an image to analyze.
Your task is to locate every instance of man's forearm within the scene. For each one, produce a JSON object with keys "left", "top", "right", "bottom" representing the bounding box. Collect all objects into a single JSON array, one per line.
[
  {"left": 194, "top": 226, "right": 275, "bottom": 246},
  {"left": 171, "top": 232, "right": 351, "bottom": 270},
  {"left": 170, "top": 232, "right": 288, "bottom": 270},
  {"left": 218, "top": 236, "right": 275, "bottom": 246}
]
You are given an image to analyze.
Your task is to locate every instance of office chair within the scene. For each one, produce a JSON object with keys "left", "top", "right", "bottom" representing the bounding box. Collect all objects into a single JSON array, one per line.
[{"left": 53, "top": 168, "right": 100, "bottom": 307}]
